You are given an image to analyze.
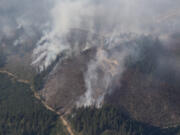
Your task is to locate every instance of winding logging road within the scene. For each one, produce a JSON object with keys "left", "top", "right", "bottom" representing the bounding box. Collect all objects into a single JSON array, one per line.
[
  {"left": 0, "top": 70, "right": 75, "bottom": 135},
  {"left": 60, "top": 116, "right": 75, "bottom": 135}
]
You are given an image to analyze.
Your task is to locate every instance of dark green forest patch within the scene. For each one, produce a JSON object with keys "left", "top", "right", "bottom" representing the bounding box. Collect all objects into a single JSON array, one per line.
[
  {"left": 68, "top": 105, "right": 180, "bottom": 135},
  {"left": 0, "top": 73, "right": 65, "bottom": 135}
]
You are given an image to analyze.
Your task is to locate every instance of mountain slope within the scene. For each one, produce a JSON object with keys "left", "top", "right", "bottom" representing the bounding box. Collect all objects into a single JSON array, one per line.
[{"left": 37, "top": 34, "right": 180, "bottom": 127}]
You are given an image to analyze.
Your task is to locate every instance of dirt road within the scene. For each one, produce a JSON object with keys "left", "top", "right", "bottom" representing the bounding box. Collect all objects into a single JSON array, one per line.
[
  {"left": 60, "top": 116, "right": 75, "bottom": 135},
  {"left": 0, "top": 70, "right": 75, "bottom": 135}
]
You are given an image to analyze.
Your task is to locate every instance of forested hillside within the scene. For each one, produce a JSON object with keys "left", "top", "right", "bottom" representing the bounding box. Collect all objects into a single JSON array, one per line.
[
  {"left": 0, "top": 73, "right": 66, "bottom": 135},
  {"left": 69, "top": 105, "right": 180, "bottom": 135}
]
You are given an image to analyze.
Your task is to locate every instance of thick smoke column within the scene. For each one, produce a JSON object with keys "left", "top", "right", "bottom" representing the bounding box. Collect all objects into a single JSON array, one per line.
[
  {"left": 31, "top": 0, "right": 180, "bottom": 107},
  {"left": 77, "top": 43, "right": 132, "bottom": 107},
  {"left": 32, "top": 0, "right": 180, "bottom": 69},
  {"left": 0, "top": 0, "right": 180, "bottom": 107}
]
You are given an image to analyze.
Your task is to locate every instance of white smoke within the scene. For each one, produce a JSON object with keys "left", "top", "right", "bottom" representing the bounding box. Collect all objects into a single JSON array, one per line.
[
  {"left": 77, "top": 45, "right": 131, "bottom": 107},
  {"left": 0, "top": 0, "right": 179, "bottom": 107},
  {"left": 31, "top": 0, "right": 180, "bottom": 106},
  {"left": 32, "top": 0, "right": 180, "bottom": 69}
]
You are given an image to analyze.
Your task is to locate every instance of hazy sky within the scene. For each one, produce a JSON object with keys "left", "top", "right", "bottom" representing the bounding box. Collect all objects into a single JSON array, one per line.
[
  {"left": 1, "top": 0, "right": 180, "bottom": 70},
  {"left": 0, "top": 0, "right": 180, "bottom": 37}
]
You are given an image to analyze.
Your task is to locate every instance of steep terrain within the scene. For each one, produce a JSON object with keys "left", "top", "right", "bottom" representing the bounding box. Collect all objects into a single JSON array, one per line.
[
  {"left": 105, "top": 37, "right": 180, "bottom": 127},
  {"left": 1, "top": 0, "right": 180, "bottom": 134},
  {"left": 39, "top": 48, "right": 95, "bottom": 113},
  {"left": 1, "top": 28, "right": 180, "bottom": 129},
  {"left": 37, "top": 34, "right": 180, "bottom": 128}
]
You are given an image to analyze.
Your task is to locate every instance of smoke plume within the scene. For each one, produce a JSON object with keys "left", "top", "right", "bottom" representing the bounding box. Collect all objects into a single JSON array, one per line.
[
  {"left": 32, "top": 0, "right": 180, "bottom": 107},
  {"left": 1, "top": 0, "right": 180, "bottom": 107},
  {"left": 32, "top": 0, "right": 180, "bottom": 69}
]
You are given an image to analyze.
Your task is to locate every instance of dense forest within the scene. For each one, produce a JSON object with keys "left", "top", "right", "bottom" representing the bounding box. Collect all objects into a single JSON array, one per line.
[
  {"left": 0, "top": 73, "right": 66, "bottom": 135},
  {"left": 69, "top": 105, "right": 180, "bottom": 135}
]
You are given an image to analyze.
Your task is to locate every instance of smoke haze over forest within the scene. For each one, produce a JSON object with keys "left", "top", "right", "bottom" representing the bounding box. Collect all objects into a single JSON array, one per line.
[{"left": 1, "top": 0, "right": 180, "bottom": 107}]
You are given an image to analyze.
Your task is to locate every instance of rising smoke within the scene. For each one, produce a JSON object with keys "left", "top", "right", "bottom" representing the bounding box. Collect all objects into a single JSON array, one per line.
[
  {"left": 32, "top": 0, "right": 180, "bottom": 70},
  {"left": 1, "top": 0, "right": 180, "bottom": 107},
  {"left": 32, "top": 0, "right": 180, "bottom": 107},
  {"left": 34, "top": 0, "right": 180, "bottom": 107}
]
